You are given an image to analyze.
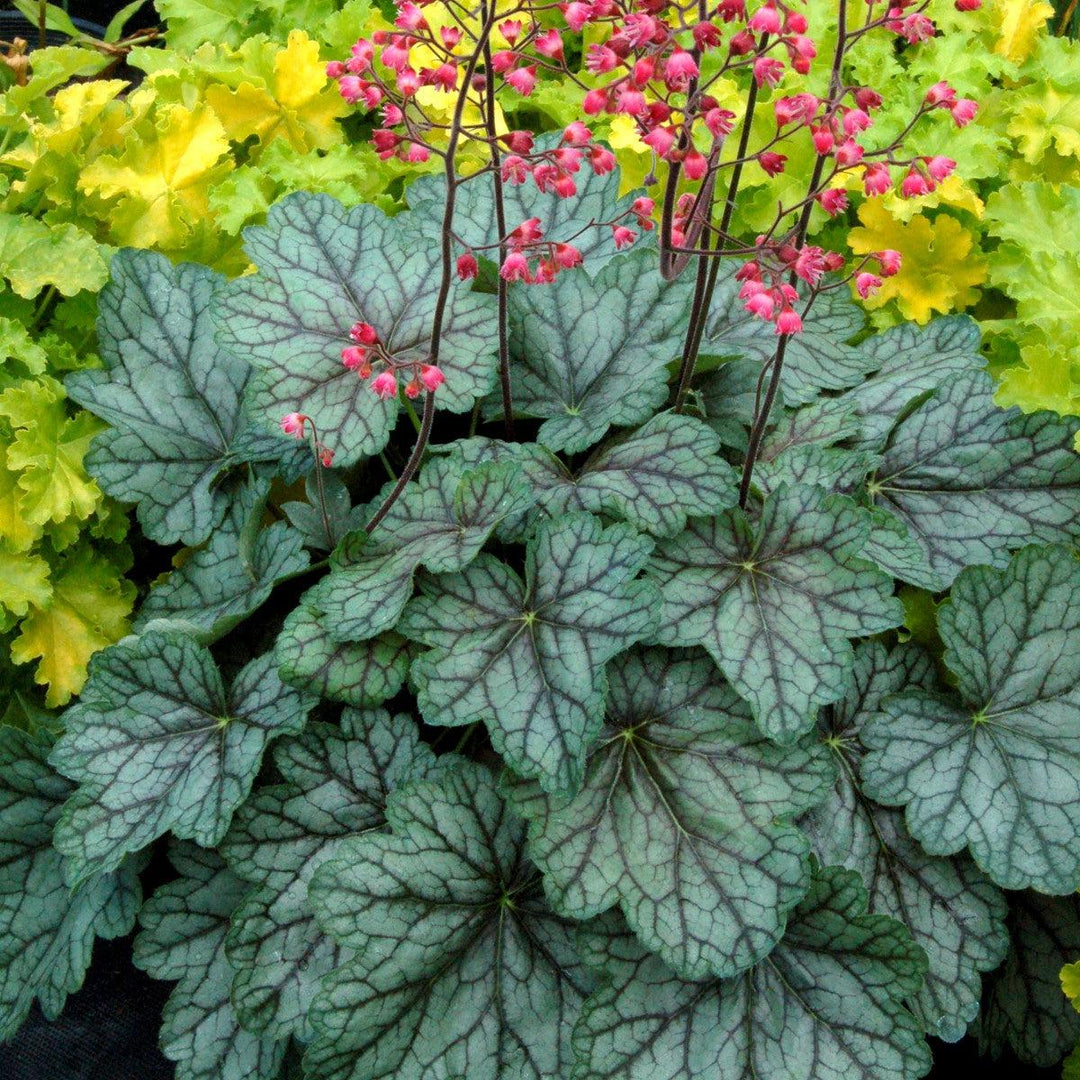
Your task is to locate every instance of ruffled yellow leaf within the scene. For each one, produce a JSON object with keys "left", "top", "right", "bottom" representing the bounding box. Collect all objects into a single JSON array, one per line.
[
  {"left": 1064, "top": 962, "right": 1080, "bottom": 1009},
  {"left": 80, "top": 102, "right": 230, "bottom": 249},
  {"left": 847, "top": 200, "right": 987, "bottom": 324},
  {"left": 0, "top": 377, "right": 103, "bottom": 528},
  {"left": 991, "top": 0, "right": 1054, "bottom": 63},
  {"left": 203, "top": 30, "right": 348, "bottom": 152},
  {"left": 10, "top": 543, "right": 134, "bottom": 707},
  {"left": 0, "top": 544, "right": 51, "bottom": 617},
  {"left": 0, "top": 467, "right": 43, "bottom": 552}
]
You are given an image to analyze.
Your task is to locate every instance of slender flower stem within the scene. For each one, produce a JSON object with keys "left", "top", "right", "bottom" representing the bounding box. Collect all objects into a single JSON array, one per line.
[
  {"left": 481, "top": 6, "right": 516, "bottom": 439},
  {"left": 366, "top": 390, "right": 436, "bottom": 533},
  {"left": 672, "top": 69, "right": 763, "bottom": 412},
  {"left": 738, "top": 0, "right": 848, "bottom": 507},
  {"left": 366, "top": 12, "right": 496, "bottom": 533}
]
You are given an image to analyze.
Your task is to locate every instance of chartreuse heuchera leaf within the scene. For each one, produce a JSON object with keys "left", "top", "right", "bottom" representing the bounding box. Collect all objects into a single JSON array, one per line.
[
  {"left": 976, "top": 891, "right": 1080, "bottom": 1067},
  {"left": 571, "top": 864, "right": 932, "bottom": 1080},
  {"left": 400, "top": 512, "right": 659, "bottom": 793},
  {"left": 67, "top": 250, "right": 290, "bottom": 547},
  {"left": 0, "top": 727, "right": 141, "bottom": 1040},
  {"left": 861, "top": 545, "right": 1080, "bottom": 893},
  {"left": 310, "top": 454, "right": 534, "bottom": 644},
  {"left": 501, "top": 249, "right": 694, "bottom": 453},
  {"left": 803, "top": 641, "right": 1009, "bottom": 1041},
  {"left": 648, "top": 483, "right": 903, "bottom": 742},
  {"left": 505, "top": 647, "right": 833, "bottom": 980},
  {"left": 136, "top": 477, "right": 309, "bottom": 642},
  {"left": 305, "top": 759, "right": 594, "bottom": 1080},
  {"left": 134, "top": 842, "right": 287, "bottom": 1080},
  {"left": 49, "top": 631, "right": 315, "bottom": 884},
  {"left": 216, "top": 193, "right": 498, "bottom": 465},
  {"left": 220, "top": 710, "right": 436, "bottom": 1042}
]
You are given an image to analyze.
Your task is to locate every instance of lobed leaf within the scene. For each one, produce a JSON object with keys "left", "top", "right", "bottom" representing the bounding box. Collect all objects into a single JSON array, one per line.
[
  {"left": 50, "top": 631, "right": 315, "bottom": 884},
  {"left": 221, "top": 710, "right": 436, "bottom": 1041},
  {"left": 216, "top": 193, "right": 498, "bottom": 465},
  {"left": 803, "top": 641, "right": 1009, "bottom": 1041},
  {"left": 505, "top": 647, "right": 833, "bottom": 980},
  {"left": 862, "top": 545, "right": 1080, "bottom": 893},
  {"left": 648, "top": 483, "right": 903, "bottom": 742},
  {"left": 0, "top": 727, "right": 141, "bottom": 1040},
  {"left": 67, "top": 250, "right": 292, "bottom": 547},
  {"left": 134, "top": 842, "right": 287, "bottom": 1080},
  {"left": 571, "top": 864, "right": 932, "bottom": 1080},
  {"left": 401, "top": 512, "right": 659, "bottom": 793},
  {"left": 305, "top": 760, "right": 593, "bottom": 1080}
]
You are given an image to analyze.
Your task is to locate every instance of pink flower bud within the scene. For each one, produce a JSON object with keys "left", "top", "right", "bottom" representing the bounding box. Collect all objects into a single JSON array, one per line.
[
  {"left": 925, "top": 155, "right": 956, "bottom": 181},
  {"left": 403, "top": 141, "right": 429, "bottom": 163},
  {"left": 759, "top": 151, "right": 787, "bottom": 176},
  {"left": 729, "top": 29, "right": 755, "bottom": 54},
  {"left": 775, "top": 307, "right": 803, "bottom": 335},
  {"left": 534, "top": 29, "right": 564, "bottom": 59},
  {"left": 500, "top": 19, "right": 522, "bottom": 43},
  {"left": 693, "top": 21, "right": 723, "bottom": 49},
  {"left": 665, "top": 50, "right": 699, "bottom": 87},
  {"left": 404, "top": 378, "right": 421, "bottom": 399},
  {"left": 683, "top": 149, "right": 708, "bottom": 180},
  {"left": 554, "top": 243, "right": 583, "bottom": 269},
  {"left": 326, "top": 61, "right": 346, "bottom": 78},
  {"left": 395, "top": 3, "right": 427, "bottom": 31},
  {"left": 505, "top": 65, "right": 537, "bottom": 96},
  {"left": 372, "top": 129, "right": 400, "bottom": 156},
  {"left": 396, "top": 69, "right": 421, "bottom": 96},
  {"left": 856, "top": 272, "right": 883, "bottom": 298},
  {"left": 924, "top": 80, "right": 955, "bottom": 107},
  {"left": 617, "top": 88, "right": 647, "bottom": 115},
  {"left": 562, "top": 1, "right": 594, "bottom": 31},
  {"left": 612, "top": 225, "right": 637, "bottom": 249},
  {"left": 281, "top": 412, "right": 307, "bottom": 437},
  {"left": 749, "top": 3, "right": 783, "bottom": 33},
  {"left": 843, "top": 108, "right": 871, "bottom": 135},
  {"left": 955, "top": 0, "right": 980, "bottom": 9},
  {"left": 718, "top": 0, "right": 745, "bottom": 19},
  {"left": 586, "top": 44, "right": 618, "bottom": 74},
  {"left": 457, "top": 253, "right": 479, "bottom": 280},
  {"left": 900, "top": 168, "right": 933, "bottom": 197},
  {"left": 855, "top": 87, "right": 882, "bottom": 111},
  {"left": 503, "top": 130, "right": 534, "bottom": 155},
  {"left": 787, "top": 11, "right": 808, "bottom": 32},
  {"left": 745, "top": 291, "right": 775, "bottom": 319},
  {"left": 553, "top": 174, "right": 577, "bottom": 198},
  {"left": 381, "top": 40, "right": 411, "bottom": 71},
  {"left": 834, "top": 138, "right": 864, "bottom": 167},
  {"left": 632, "top": 196, "right": 656, "bottom": 219},
  {"left": 419, "top": 364, "right": 445, "bottom": 392},
  {"left": 583, "top": 89, "right": 609, "bottom": 114},
  {"left": 705, "top": 108, "right": 736, "bottom": 137},
  {"left": 811, "top": 126, "right": 834, "bottom": 154},
  {"left": 623, "top": 12, "right": 660, "bottom": 45},
  {"left": 500, "top": 252, "right": 531, "bottom": 282},
  {"left": 794, "top": 246, "right": 826, "bottom": 284},
  {"left": 862, "top": 162, "right": 892, "bottom": 195},
  {"left": 534, "top": 259, "right": 558, "bottom": 284},
  {"left": 633, "top": 57, "right": 656, "bottom": 86},
  {"left": 753, "top": 57, "right": 785, "bottom": 87},
  {"left": 643, "top": 126, "right": 677, "bottom": 158},
  {"left": 817, "top": 188, "right": 848, "bottom": 216},
  {"left": 563, "top": 121, "right": 592, "bottom": 146},
  {"left": 350, "top": 322, "right": 378, "bottom": 345},
  {"left": 370, "top": 371, "right": 398, "bottom": 399},
  {"left": 589, "top": 146, "right": 617, "bottom": 174},
  {"left": 950, "top": 98, "right": 978, "bottom": 126},
  {"left": 339, "top": 76, "right": 365, "bottom": 103},
  {"left": 382, "top": 103, "right": 403, "bottom": 125},
  {"left": 441, "top": 25, "right": 462, "bottom": 48},
  {"left": 554, "top": 147, "right": 583, "bottom": 172},
  {"left": 877, "top": 249, "right": 902, "bottom": 276},
  {"left": 320, "top": 447, "right": 335, "bottom": 467},
  {"left": 432, "top": 63, "right": 457, "bottom": 91},
  {"left": 900, "top": 13, "right": 935, "bottom": 43},
  {"left": 501, "top": 155, "right": 529, "bottom": 184}
]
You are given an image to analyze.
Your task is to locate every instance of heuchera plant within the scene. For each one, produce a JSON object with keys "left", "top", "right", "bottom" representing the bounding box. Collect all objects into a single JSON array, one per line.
[{"left": 1, "top": 1, "right": 1080, "bottom": 1079}]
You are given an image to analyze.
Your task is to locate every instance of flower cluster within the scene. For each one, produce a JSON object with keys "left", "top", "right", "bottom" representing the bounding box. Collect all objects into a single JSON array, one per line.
[{"left": 340, "top": 320, "right": 446, "bottom": 401}]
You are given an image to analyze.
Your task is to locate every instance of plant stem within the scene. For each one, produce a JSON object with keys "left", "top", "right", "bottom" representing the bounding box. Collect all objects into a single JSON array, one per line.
[
  {"left": 366, "top": 389, "right": 436, "bottom": 532},
  {"left": 672, "top": 73, "right": 762, "bottom": 412},
  {"left": 481, "top": 2, "right": 516, "bottom": 439},
  {"left": 366, "top": 13, "right": 496, "bottom": 533},
  {"left": 737, "top": 0, "right": 848, "bottom": 506}
]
